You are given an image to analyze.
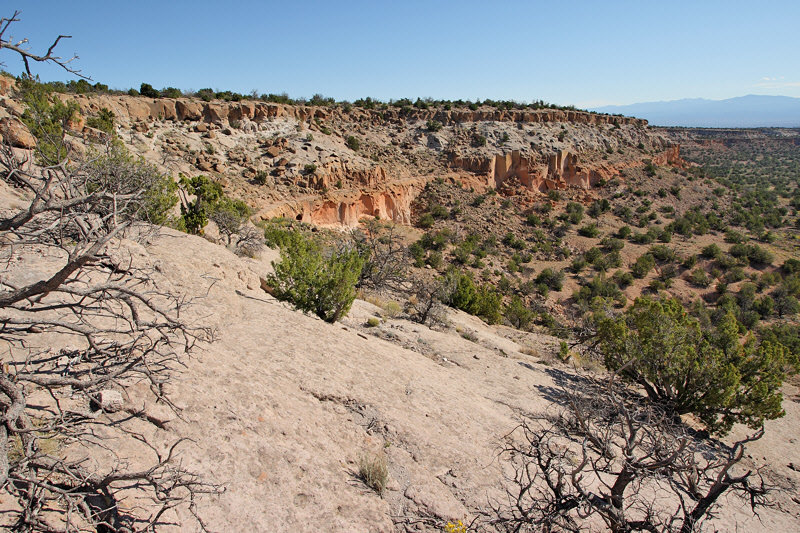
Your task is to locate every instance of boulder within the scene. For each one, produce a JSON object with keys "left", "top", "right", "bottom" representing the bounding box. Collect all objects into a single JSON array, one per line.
[
  {"left": 0, "top": 75, "right": 14, "bottom": 96},
  {"left": 96, "top": 390, "right": 125, "bottom": 413},
  {"left": 176, "top": 100, "right": 203, "bottom": 121},
  {"left": 0, "top": 97, "right": 25, "bottom": 117},
  {"left": 204, "top": 103, "right": 229, "bottom": 124},
  {"left": 126, "top": 99, "right": 154, "bottom": 122},
  {"left": 155, "top": 99, "right": 177, "bottom": 121},
  {"left": 0, "top": 117, "right": 36, "bottom": 149}
]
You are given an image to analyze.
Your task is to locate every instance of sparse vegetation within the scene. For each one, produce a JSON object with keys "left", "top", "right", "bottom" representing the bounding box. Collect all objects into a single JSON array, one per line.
[
  {"left": 358, "top": 453, "right": 388, "bottom": 495},
  {"left": 265, "top": 230, "right": 364, "bottom": 322}
]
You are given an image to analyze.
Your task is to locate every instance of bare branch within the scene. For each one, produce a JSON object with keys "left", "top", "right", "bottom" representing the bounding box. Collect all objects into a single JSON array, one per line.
[
  {"left": 490, "top": 374, "right": 772, "bottom": 533},
  {"left": 0, "top": 10, "right": 89, "bottom": 79}
]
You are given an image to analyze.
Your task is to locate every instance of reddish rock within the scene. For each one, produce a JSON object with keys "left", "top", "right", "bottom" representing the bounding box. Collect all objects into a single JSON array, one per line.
[
  {"left": 0, "top": 117, "right": 35, "bottom": 149},
  {"left": 0, "top": 76, "right": 14, "bottom": 96},
  {"left": 176, "top": 100, "right": 203, "bottom": 121},
  {"left": 126, "top": 99, "right": 155, "bottom": 122},
  {"left": 204, "top": 103, "right": 229, "bottom": 124},
  {"left": 155, "top": 99, "right": 177, "bottom": 121}
]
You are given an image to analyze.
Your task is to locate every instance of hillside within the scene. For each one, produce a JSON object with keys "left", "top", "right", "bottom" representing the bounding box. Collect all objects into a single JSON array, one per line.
[
  {"left": 1, "top": 183, "right": 797, "bottom": 531},
  {"left": 2, "top": 82, "right": 800, "bottom": 532},
  {"left": 6, "top": 89, "right": 676, "bottom": 227}
]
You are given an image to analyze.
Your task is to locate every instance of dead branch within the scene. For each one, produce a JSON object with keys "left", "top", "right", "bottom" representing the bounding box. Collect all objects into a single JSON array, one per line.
[
  {"left": 0, "top": 75, "right": 219, "bottom": 531},
  {"left": 0, "top": 10, "right": 89, "bottom": 79},
  {"left": 490, "top": 375, "right": 771, "bottom": 533}
]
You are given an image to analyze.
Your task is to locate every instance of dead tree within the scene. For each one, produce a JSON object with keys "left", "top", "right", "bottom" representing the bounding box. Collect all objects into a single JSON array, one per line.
[
  {"left": 0, "top": 26, "right": 222, "bottom": 526},
  {"left": 351, "top": 218, "right": 411, "bottom": 295},
  {"left": 490, "top": 374, "right": 770, "bottom": 533}
]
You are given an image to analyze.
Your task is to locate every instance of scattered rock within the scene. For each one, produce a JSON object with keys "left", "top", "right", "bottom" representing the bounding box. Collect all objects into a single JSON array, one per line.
[{"left": 95, "top": 390, "right": 125, "bottom": 413}]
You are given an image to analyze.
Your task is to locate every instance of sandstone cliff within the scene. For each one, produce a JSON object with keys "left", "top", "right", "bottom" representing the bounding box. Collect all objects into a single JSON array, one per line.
[{"left": 0, "top": 87, "right": 683, "bottom": 227}]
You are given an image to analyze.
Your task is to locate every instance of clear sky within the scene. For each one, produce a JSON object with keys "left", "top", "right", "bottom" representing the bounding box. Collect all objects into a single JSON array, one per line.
[{"left": 5, "top": 0, "right": 800, "bottom": 108}]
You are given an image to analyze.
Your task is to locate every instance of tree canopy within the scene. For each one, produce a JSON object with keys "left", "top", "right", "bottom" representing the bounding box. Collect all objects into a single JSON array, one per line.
[{"left": 595, "top": 296, "right": 799, "bottom": 435}]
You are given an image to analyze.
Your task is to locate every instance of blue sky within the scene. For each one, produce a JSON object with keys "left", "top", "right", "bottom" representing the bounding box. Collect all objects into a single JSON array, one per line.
[{"left": 5, "top": 1, "right": 799, "bottom": 107}]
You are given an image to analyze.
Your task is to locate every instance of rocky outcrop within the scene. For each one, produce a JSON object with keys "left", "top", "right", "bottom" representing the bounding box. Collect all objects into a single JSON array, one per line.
[
  {"left": 260, "top": 179, "right": 426, "bottom": 227},
  {"left": 36, "top": 92, "right": 683, "bottom": 229},
  {"left": 345, "top": 106, "right": 647, "bottom": 127},
  {"left": 448, "top": 145, "right": 682, "bottom": 192},
  {"left": 58, "top": 93, "right": 645, "bottom": 129},
  {"left": 59, "top": 94, "right": 334, "bottom": 128}
]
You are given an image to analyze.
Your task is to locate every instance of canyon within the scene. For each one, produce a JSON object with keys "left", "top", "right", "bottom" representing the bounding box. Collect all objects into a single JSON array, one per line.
[{"left": 0, "top": 87, "right": 682, "bottom": 228}]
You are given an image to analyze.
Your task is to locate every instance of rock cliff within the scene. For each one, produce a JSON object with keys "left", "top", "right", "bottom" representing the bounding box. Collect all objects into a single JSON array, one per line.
[{"left": 0, "top": 86, "right": 683, "bottom": 227}]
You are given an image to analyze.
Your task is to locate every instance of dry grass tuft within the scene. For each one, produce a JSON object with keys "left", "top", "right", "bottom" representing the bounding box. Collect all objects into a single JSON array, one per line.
[{"left": 358, "top": 453, "right": 388, "bottom": 496}]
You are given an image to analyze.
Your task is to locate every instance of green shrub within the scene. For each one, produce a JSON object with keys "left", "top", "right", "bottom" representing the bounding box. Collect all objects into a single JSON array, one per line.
[
  {"left": 18, "top": 77, "right": 79, "bottom": 164},
  {"left": 504, "top": 295, "right": 534, "bottom": 330},
  {"left": 583, "top": 247, "right": 603, "bottom": 265},
  {"left": 85, "top": 107, "right": 115, "bottom": 134},
  {"left": 502, "top": 232, "right": 526, "bottom": 250},
  {"left": 83, "top": 142, "right": 178, "bottom": 226},
  {"left": 208, "top": 196, "right": 253, "bottom": 243},
  {"left": 265, "top": 232, "right": 364, "bottom": 322},
  {"left": 304, "top": 164, "right": 317, "bottom": 174},
  {"left": 254, "top": 170, "right": 269, "bottom": 185},
  {"left": 196, "top": 88, "right": 214, "bottom": 101},
  {"left": 139, "top": 83, "right": 160, "bottom": 98},
  {"left": 783, "top": 258, "right": 800, "bottom": 275},
  {"left": 346, "top": 135, "right": 360, "bottom": 150},
  {"left": 366, "top": 317, "right": 381, "bottom": 327},
  {"left": 601, "top": 237, "right": 625, "bottom": 252},
  {"left": 571, "top": 257, "right": 588, "bottom": 273},
  {"left": 426, "top": 119, "right": 443, "bottom": 132},
  {"left": 578, "top": 223, "right": 599, "bottom": 238},
  {"left": 443, "top": 269, "right": 502, "bottom": 324},
  {"left": 418, "top": 213, "right": 435, "bottom": 229},
  {"left": 612, "top": 270, "right": 634, "bottom": 289},
  {"left": 648, "top": 244, "right": 676, "bottom": 262},
  {"left": 536, "top": 268, "right": 565, "bottom": 291},
  {"left": 688, "top": 268, "right": 711, "bottom": 287},
  {"left": 160, "top": 86, "right": 182, "bottom": 99},
  {"left": 595, "top": 297, "right": 799, "bottom": 435},
  {"left": 574, "top": 274, "right": 624, "bottom": 307},
  {"left": 178, "top": 175, "right": 223, "bottom": 234},
  {"left": 426, "top": 251, "right": 443, "bottom": 269},
  {"left": 429, "top": 204, "right": 449, "bottom": 219},
  {"left": 683, "top": 254, "right": 698, "bottom": 269},
  {"left": 631, "top": 254, "right": 656, "bottom": 278}
]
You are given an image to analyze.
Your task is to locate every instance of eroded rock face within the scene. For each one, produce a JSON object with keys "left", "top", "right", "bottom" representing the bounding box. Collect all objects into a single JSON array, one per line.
[
  {"left": 448, "top": 145, "right": 682, "bottom": 192},
  {"left": 263, "top": 180, "right": 425, "bottom": 227},
  {"left": 46, "top": 92, "right": 683, "bottom": 229}
]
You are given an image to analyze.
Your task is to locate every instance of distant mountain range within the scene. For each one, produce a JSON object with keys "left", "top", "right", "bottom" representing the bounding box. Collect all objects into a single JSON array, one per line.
[{"left": 590, "top": 95, "right": 800, "bottom": 128}]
